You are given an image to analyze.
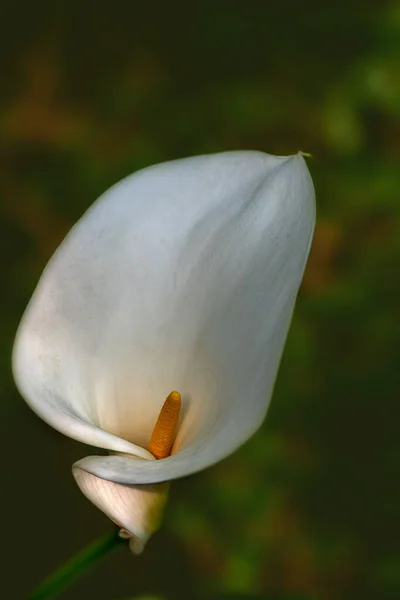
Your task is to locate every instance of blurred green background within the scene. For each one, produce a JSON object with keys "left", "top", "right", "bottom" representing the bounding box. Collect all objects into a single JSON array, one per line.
[{"left": 1, "top": 2, "right": 399, "bottom": 599}]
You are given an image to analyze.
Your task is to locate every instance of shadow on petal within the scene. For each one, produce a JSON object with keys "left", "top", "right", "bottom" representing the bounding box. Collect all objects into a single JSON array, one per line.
[{"left": 73, "top": 464, "right": 169, "bottom": 553}]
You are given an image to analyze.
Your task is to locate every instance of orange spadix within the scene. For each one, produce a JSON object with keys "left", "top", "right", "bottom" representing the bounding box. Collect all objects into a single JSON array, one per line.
[{"left": 148, "top": 390, "right": 181, "bottom": 459}]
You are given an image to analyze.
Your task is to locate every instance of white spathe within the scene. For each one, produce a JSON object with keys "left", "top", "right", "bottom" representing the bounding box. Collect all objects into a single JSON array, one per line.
[{"left": 13, "top": 151, "right": 315, "bottom": 549}]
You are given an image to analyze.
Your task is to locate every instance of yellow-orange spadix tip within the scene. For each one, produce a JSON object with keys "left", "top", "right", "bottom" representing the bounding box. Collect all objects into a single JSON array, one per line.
[{"left": 147, "top": 391, "right": 182, "bottom": 460}]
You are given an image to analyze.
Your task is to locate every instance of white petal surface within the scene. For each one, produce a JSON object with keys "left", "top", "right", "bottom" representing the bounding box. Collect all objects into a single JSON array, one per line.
[
  {"left": 73, "top": 464, "right": 168, "bottom": 554},
  {"left": 13, "top": 151, "right": 315, "bottom": 482}
]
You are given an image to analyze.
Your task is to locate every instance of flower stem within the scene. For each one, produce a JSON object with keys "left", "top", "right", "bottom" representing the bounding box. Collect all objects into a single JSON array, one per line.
[{"left": 27, "top": 529, "right": 127, "bottom": 600}]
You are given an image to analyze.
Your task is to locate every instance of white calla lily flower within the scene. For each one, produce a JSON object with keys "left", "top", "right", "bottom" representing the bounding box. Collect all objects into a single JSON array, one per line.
[{"left": 13, "top": 151, "right": 315, "bottom": 553}]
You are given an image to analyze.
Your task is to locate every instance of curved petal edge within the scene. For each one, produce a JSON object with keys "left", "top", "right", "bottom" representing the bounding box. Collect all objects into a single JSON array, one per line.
[{"left": 73, "top": 462, "right": 169, "bottom": 554}]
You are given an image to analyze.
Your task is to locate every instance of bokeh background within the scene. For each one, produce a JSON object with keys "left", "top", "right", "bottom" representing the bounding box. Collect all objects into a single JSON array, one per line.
[{"left": 1, "top": 2, "right": 399, "bottom": 599}]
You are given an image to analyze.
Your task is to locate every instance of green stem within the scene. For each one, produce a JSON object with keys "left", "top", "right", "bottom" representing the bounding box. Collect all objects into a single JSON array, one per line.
[{"left": 28, "top": 529, "right": 127, "bottom": 600}]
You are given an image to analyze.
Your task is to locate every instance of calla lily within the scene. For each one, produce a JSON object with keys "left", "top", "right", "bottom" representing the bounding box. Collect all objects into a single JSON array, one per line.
[{"left": 12, "top": 151, "right": 315, "bottom": 553}]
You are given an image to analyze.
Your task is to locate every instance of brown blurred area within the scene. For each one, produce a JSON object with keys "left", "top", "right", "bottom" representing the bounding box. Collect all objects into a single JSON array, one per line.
[{"left": 1, "top": 2, "right": 399, "bottom": 599}]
